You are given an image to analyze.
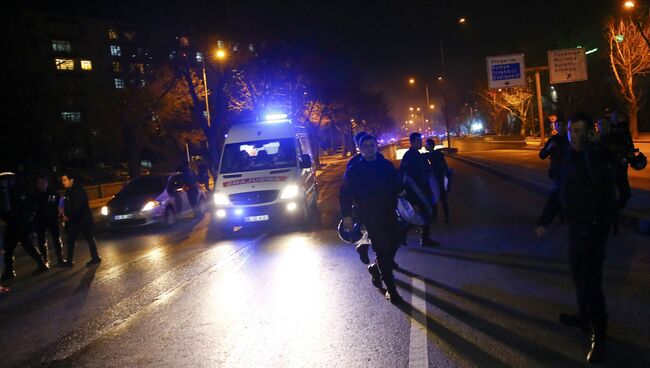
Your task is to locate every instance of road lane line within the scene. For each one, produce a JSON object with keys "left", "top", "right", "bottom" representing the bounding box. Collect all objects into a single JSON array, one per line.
[{"left": 408, "top": 276, "right": 428, "bottom": 368}]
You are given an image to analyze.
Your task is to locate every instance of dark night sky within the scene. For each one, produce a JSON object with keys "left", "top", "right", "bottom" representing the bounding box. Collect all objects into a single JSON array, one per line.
[{"left": 21, "top": 0, "right": 619, "bottom": 122}]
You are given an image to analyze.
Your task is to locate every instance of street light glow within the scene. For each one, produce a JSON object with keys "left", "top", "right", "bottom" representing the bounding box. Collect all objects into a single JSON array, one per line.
[
  {"left": 408, "top": 78, "right": 415, "bottom": 84},
  {"left": 429, "top": 104, "right": 435, "bottom": 109},
  {"left": 624, "top": 1, "right": 636, "bottom": 9},
  {"left": 215, "top": 49, "right": 227, "bottom": 59},
  {"left": 459, "top": 17, "right": 467, "bottom": 24},
  {"left": 409, "top": 107, "right": 414, "bottom": 111}
]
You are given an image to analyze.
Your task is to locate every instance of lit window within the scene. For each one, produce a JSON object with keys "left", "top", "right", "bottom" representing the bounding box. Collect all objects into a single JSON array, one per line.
[
  {"left": 110, "top": 45, "right": 121, "bottom": 56},
  {"left": 248, "top": 44, "right": 255, "bottom": 52},
  {"left": 52, "top": 40, "right": 71, "bottom": 52},
  {"left": 217, "top": 40, "right": 224, "bottom": 48},
  {"left": 61, "top": 112, "right": 81, "bottom": 123},
  {"left": 179, "top": 36, "right": 189, "bottom": 47},
  {"left": 108, "top": 29, "right": 118, "bottom": 40},
  {"left": 114, "top": 78, "right": 125, "bottom": 89},
  {"left": 55, "top": 58, "right": 75, "bottom": 70},
  {"left": 124, "top": 31, "right": 136, "bottom": 41},
  {"left": 137, "top": 63, "right": 145, "bottom": 73},
  {"left": 140, "top": 79, "right": 146, "bottom": 87},
  {"left": 81, "top": 60, "right": 92, "bottom": 70},
  {"left": 112, "top": 61, "right": 122, "bottom": 73},
  {"left": 196, "top": 52, "right": 204, "bottom": 63}
]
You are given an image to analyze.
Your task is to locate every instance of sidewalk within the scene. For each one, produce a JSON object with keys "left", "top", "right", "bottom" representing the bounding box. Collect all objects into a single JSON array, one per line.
[{"left": 449, "top": 149, "right": 650, "bottom": 235}]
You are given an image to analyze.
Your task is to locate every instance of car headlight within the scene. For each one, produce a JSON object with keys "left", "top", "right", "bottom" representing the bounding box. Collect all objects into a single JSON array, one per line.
[
  {"left": 141, "top": 200, "right": 159, "bottom": 212},
  {"left": 214, "top": 193, "right": 231, "bottom": 206},
  {"left": 101, "top": 206, "right": 109, "bottom": 216},
  {"left": 280, "top": 184, "right": 299, "bottom": 199}
]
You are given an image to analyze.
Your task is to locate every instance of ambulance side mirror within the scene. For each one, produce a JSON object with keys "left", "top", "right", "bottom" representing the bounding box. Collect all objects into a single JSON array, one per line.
[{"left": 300, "top": 154, "right": 312, "bottom": 169}]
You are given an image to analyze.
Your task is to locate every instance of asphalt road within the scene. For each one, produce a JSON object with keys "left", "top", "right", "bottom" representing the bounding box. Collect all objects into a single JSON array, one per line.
[{"left": 1, "top": 157, "right": 649, "bottom": 367}]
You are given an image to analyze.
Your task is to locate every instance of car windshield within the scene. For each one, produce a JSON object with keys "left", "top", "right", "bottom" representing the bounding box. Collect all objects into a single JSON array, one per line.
[
  {"left": 220, "top": 138, "right": 297, "bottom": 174},
  {"left": 118, "top": 176, "right": 168, "bottom": 197}
]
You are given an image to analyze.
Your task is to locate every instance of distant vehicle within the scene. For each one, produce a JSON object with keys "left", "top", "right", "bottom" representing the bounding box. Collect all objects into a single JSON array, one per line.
[
  {"left": 101, "top": 173, "right": 207, "bottom": 229},
  {"left": 213, "top": 114, "right": 318, "bottom": 233}
]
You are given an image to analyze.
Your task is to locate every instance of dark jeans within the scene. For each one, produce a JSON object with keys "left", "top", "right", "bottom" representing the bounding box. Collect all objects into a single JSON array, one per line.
[
  {"left": 362, "top": 211, "right": 400, "bottom": 282},
  {"left": 66, "top": 224, "right": 100, "bottom": 263},
  {"left": 4, "top": 228, "right": 46, "bottom": 272},
  {"left": 568, "top": 224, "right": 609, "bottom": 337},
  {"left": 36, "top": 219, "right": 63, "bottom": 264}
]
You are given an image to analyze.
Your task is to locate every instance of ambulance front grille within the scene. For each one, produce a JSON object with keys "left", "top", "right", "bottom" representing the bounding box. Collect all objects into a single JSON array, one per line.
[{"left": 229, "top": 190, "right": 279, "bottom": 205}]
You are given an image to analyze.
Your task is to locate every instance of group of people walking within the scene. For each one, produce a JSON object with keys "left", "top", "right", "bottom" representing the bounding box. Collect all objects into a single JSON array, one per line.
[
  {"left": 0, "top": 172, "right": 101, "bottom": 291},
  {"left": 339, "top": 110, "right": 646, "bottom": 364},
  {"left": 339, "top": 130, "right": 450, "bottom": 304},
  {"left": 534, "top": 111, "right": 645, "bottom": 363}
]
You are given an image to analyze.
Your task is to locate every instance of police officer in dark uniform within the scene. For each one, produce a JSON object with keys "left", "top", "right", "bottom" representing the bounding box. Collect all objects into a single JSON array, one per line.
[
  {"left": 536, "top": 119, "right": 568, "bottom": 230},
  {"left": 60, "top": 173, "right": 101, "bottom": 267},
  {"left": 1, "top": 172, "right": 49, "bottom": 281},
  {"left": 423, "top": 138, "right": 450, "bottom": 223},
  {"left": 340, "top": 134, "right": 403, "bottom": 303},
  {"left": 399, "top": 132, "right": 439, "bottom": 247},
  {"left": 538, "top": 113, "right": 613, "bottom": 364},
  {"left": 346, "top": 131, "right": 388, "bottom": 264},
  {"left": 35, "top": 176, "right": 64, "bottom": 266},
  {"left": 600, "top": 111, "right": 635, "bottom": 235}
]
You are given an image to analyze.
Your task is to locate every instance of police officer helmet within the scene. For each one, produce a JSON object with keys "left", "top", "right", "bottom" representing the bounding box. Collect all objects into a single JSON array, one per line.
[
  {"left": 337, "top": 218, "right": 364, "bottom": 244},
  {"left": 397, "top": 197, "right": 426, "bottom": 226},
  {"left": 630, "top": 152, "right": 647, "bottom": 171}
]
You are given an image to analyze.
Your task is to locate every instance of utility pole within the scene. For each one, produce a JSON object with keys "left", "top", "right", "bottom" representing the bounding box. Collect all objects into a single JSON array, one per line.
[{"left": 525, "top": 66, "right": 549, "bottom": 144}]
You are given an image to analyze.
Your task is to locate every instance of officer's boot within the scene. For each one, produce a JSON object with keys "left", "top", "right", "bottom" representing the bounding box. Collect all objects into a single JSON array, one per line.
[
  {"left": 367, "top": 264, "right": 382, "bottom": 288},
  {"left": 382, "top": 276, "right": 403, "bottom": 304},
  {"left": 587, "top": 333, "right": 606, "bottom": 364},
  {"left": 587, "top": 321, "right": 607, "bottom": 364},
  {"left": 356, "top": 243, "right": 370, "bottom": 264}
]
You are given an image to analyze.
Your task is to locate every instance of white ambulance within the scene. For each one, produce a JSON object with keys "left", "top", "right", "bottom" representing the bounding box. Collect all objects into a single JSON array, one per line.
[{"left": 213, "top": 114, "right": 318, "bottom": 233}]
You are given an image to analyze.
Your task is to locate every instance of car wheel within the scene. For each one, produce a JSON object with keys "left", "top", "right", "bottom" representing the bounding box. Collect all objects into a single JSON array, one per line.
[{"left": 164, "top": 206, "right": 176, "bottom": 227}]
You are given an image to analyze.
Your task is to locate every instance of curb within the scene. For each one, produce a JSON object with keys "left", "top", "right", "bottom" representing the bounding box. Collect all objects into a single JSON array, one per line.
[{"left": 448, "top": 154, "right": 650, "bottom": 236}]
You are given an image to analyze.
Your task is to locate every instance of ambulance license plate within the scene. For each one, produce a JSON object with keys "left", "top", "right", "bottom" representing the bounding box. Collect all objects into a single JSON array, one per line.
[{"left": 245, "top": 215, "right": 269, "bottom": 222}]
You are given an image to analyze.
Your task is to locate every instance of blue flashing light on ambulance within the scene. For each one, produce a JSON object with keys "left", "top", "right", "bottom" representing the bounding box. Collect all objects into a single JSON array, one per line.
[{"left": 213, "top": 114, "right": 318, "bottom": 233}]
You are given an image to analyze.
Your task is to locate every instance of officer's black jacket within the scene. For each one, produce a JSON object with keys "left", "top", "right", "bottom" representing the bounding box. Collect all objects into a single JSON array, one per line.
[
  {"left": 399, "top": 148, "right": 431, "bottom": 187},
  {"left": 36, "top": 188, "right": 60, "bottom": 223},
  {"left": 559, "top": 145, "right": 616, "bottom": 227},
  {"left": 339, "top": 155, "right": 401, "bottom": 219},
  {"left": 423, "top": 150, "right": 448, "bottom": 179},
  {"left": 539, "top": 134, "right": 568, "bottom": 180},
  {"left": 64, "top": 183, "right": 93, "bottom": 229}
]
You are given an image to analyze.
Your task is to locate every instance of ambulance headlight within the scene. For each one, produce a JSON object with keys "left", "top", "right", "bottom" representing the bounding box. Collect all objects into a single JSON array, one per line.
[
  {"left": 214, "top": 193, "right": 231, "bottom": 206},
  {"left": 280, "top": 184, "right": 299, "bottom": 199}
]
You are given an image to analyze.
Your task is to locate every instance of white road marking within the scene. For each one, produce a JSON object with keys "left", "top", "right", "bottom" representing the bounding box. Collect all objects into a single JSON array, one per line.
[{"left": 408, "top": 276, "right": 429, "bottom": 368}]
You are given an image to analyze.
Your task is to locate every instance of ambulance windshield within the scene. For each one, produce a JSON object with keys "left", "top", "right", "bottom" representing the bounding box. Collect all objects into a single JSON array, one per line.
[{"left": 220, "top": 138, "right": 297, "bottom": 174}]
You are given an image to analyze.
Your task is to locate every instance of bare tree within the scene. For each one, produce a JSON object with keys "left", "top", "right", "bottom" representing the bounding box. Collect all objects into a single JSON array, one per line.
[
  {"left": 606, "top": 17, "right": 650, "bottom": 138},
  {"left": 478, "top": 87, "right": 533, "bottom": 136}
]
